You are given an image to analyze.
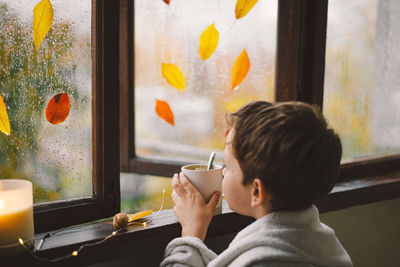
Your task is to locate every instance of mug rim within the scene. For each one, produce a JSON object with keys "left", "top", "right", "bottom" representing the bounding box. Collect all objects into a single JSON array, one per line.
[{"left": 181, "top": 163, "right": 223, "bottom": 172}]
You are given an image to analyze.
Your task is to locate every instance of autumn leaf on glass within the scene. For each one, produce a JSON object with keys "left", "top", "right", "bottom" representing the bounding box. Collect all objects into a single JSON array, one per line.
[
  {"left": 0, "top": 94, "right": 11, "bottom": 137},
  {"left": 33, "top": 0, "right": 54, "bottom": 51},
  {"left": 199, "top": 23, "right": 219, "bottom": 60},
  {"left": 0, "top": 94, "right": 22, "bottom": 146},
  {"left": 225, "top": 128, "right": 231, "bottom": 138},
  {"left": 39, "top": 92, "right": 71, "bottom": 141},
  {"left": 231, "top": 49, "right": 250, "bottom": 90},
  {"left": 155, "top": 99, "right": 174, "bottom": 126},
  {"left": 161, "top": 63, "right": 186, "bottom": 91},
  {"left": 163, "top": 0, "right": 170, "bottom": 4},
  {"left": 235, "top": 0, "right": 258, "bottom": 19}
]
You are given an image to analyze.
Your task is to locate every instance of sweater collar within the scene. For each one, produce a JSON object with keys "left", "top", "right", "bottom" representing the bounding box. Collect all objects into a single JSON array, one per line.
[{"left": 233, "top": 205, "right": 321, "bottom": 243}]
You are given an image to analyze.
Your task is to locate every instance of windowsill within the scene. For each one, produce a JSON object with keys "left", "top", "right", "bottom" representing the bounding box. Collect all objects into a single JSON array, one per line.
[{"left": 4, "top": 173, "right": 400, "bottom": 265}]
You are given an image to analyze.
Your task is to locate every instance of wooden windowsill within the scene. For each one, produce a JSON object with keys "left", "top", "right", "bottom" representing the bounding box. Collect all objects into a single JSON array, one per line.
[{"left": 3, "top": 173, "right": 400, "bottom": 266}]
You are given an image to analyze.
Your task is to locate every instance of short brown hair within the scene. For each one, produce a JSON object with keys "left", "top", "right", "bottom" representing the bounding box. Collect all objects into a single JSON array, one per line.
[{"left": 226, "top": 101, "right": 342, "bottom": 211}]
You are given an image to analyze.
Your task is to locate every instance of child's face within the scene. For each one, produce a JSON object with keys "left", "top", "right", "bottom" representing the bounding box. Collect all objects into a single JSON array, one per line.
[{"left": 222, "top": 129, "right": 252, "bottom": 216}]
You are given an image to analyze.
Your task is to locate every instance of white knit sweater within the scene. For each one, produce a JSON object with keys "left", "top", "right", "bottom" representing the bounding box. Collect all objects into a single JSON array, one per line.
[{"left": 161, "top": 206, "right": 353, "bottom": 267}]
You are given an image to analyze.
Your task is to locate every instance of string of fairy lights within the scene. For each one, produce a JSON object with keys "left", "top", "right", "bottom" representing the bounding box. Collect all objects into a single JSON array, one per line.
[{"left": 17, "top": 189, "right": 165, "bottom": 263}]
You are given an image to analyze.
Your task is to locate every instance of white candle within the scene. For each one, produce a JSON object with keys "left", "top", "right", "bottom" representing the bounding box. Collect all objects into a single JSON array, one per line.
[{"left": 0, "top": 179, "right": 34, "bottom": 248}]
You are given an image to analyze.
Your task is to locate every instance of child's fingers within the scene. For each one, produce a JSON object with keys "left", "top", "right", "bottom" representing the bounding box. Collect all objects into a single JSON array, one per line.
[
  {"left": 179, "top": 173, "right": 197, "bottom": 195},
  {"left": 171, "top": 190, "right": 178, "bottom": 203},
  {"left": 172, "top": 173, "right": 186, "bottom": 197},
  {"left": 207, "top": 191, "right": 221, "bottom": 210}
]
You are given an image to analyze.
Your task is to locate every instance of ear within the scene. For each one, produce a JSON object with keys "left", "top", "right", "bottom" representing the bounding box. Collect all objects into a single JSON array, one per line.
[{"left": 250, "top": 178, "right": 269, "bottom": 208}]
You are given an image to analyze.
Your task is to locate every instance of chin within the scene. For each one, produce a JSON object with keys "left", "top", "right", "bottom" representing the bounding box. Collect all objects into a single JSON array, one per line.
[{"left": 227, "top": 200, "right": 251, "bottom": 217}]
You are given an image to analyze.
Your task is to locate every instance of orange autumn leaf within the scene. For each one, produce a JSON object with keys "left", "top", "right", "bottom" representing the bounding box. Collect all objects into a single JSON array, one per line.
[
  {"left": 39, "top": 93, "right": 71, "bottom": 141},
  {"left": 231, "top": 49, "right": 250, "bottom": 90},
  {"left": 155, "top": 99, "right": 174, "bottom": 126},
  {"left": 163, "top": 0, "right": 170, "bottom": 4},
  {"left": 199, "top": 23, "right": 219, "bottom": 60},
  {"left": 235, "top": 0, "right": 258, "bottom": 19},
  {"left": 46, "top": 93, "right": 71, "bottom": 124},
  {"left": 161, "top": 63, "right": 186, "bottom": 91}
]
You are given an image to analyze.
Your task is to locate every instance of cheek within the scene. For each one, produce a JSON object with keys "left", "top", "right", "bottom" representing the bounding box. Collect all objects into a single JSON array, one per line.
[
  {"left": 222, "top": 176, "right": 228, "bottom": 193},
  {"left": 222, "top": 176, "right": 235, "bottom": 203},
  {"left": 222, "top": 176, "right": 230, "bottom": 196},
  {"left": 222, "top": 179, "right": 243, "bottom": 213}
]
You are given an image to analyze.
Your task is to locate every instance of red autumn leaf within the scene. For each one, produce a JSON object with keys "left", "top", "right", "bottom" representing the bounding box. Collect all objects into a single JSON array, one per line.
[
  {"left": 39, "top": 92, "right": 71, "bottom": 141},
  {"left": 155, "top": 99, "right": 174, "bottom": 126},
  {"left": 163, "top": 0, "right": 170, "bottom": 4},
  {"left": 46, "top": 92, "right": 71, "bottom": 124}
]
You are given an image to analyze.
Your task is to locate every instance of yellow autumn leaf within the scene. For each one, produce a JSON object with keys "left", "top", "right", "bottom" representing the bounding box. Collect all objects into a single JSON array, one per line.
[
  {"left": 199, "top": 23, "right": 219, "bottom": 60},
  {"left": 231, "top": 49, "right": 250, "bottom": 90},
  {"left": 0, "top": 94, "right": 11, "bottom": 136},
  {"left": 127, "top": 210, "right": 153, "bottom": 222},
  {"left": 235, "top": 0, "right": 258, "bottom": 19},
  {"left": 161, "top": 63, "right": 186, "bottom": 91},
  {"left": 33, "top": 0, "right": 54, "bottom": 51}
]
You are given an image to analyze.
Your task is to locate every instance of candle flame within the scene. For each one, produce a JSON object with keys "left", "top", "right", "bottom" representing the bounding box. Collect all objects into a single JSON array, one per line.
[
  {"left": 72, "top": 251, "right": 78, "bottom": 256},
  {"left": 18, "top": 238, "right": 24, "bottom": 245}
]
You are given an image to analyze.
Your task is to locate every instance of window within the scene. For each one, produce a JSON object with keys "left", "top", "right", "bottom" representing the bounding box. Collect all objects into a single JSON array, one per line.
[
  {"left": 0, "top": 0, "right": 92, "bottom": 203},
  {"left": 121, "top": 0, "right": 328, "bottom": 176},
  {"left": 133, "top": 0, "right": 276, "bottom": 164},
  {"left": 0, "top": 0, "right": 119, "bottom": 233},
  {"left": 324, "top": 0, "right": 400, "bottom": 162},
  {"left": 121, "top": 0, "right": 279, "bottom": 212},
  {"left": 122, "top": 1, "right": 282, "bottom": 176}
]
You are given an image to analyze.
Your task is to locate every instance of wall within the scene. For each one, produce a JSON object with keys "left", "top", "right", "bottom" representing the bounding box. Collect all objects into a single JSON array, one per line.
[{"left": 320, "top": 197, "right": 400, "bottom": 267}]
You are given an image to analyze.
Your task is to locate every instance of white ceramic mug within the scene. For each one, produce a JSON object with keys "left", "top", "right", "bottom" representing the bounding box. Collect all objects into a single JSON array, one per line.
[{"left": 181, "top": 163, "right": 223, "bottom": 215}]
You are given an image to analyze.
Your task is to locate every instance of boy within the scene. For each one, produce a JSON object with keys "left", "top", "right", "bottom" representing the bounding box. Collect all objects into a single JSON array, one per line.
[{"left": 161, "top": 101, "right": 353, "bottom": 267}]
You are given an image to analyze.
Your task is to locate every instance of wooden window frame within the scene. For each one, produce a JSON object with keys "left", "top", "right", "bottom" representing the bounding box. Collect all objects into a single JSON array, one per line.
[
  {"left": 121, "top": 0, "right": 400, "bottom": 180},
  {"left": 33, "top": 0, "right": 120, "bottom": 233}
]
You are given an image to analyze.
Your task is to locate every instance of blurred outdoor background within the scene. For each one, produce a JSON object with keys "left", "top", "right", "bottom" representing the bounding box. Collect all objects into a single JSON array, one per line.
[{"left": 323, "top": 0, "right": 400, "bottom": 162}]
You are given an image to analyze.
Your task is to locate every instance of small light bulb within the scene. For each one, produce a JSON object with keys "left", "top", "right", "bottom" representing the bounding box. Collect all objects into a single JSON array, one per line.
[
  {"left": 72, "top": 251, "right": 78, "bottom": 256},
  {"left": 143, "top": 222, "right": 147, "bottom": 228},
  {"left": 112, "top": 231, "right": 117, "bottom": 235},
  {"left": 18, "top": 238, "right": 24, "bottom": 245}
]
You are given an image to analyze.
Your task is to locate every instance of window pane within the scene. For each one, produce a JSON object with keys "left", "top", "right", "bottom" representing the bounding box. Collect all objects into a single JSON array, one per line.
[
  {"left": 0, "top": 0, "right": 92, "bottom": 203},
  {"left": 120, "top": 173, "right": 173, "bottom": 214},
  {"left": 323, "top": 0, "right": 400, "bottom": 161},
  {"left": 134, "top": 0, "right": 276, "bottom": 162}
]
